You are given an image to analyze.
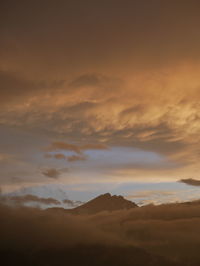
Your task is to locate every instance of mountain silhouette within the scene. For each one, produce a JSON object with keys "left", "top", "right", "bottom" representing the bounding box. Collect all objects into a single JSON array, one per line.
[
  {"left": 68, "top": 193, "right": 138, "bottom": 214},
  {"left": 47, "top": 193, "right": 138, "bottom": 214}
]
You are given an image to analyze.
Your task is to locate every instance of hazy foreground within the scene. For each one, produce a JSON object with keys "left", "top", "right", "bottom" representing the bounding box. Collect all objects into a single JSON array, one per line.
[{"left": 1, "top": 199, "right": 200, "bottom": 265}]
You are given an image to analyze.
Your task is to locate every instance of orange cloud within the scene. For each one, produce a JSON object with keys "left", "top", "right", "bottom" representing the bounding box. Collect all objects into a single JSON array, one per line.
[
  {"left": 45, "top": 142, "right": 108, "bottom": 154},
  {"left": 67, "top": 155, "right": 87, "bottom": 162},
  {"left": 1, "top": 0, "right": 200, "bottom": 185}
]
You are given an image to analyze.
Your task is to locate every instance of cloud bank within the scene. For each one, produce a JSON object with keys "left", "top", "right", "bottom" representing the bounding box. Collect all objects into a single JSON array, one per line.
[
  {"left": 1, "top": 200, "right": 200, "bottom": 264},
  {"left": 179, "top": 178, "right": 200, "bottom": 186}
]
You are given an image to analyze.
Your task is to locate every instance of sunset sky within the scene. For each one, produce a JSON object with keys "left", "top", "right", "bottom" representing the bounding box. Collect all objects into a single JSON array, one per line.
[{"left": 1, "top": 0, "right": 200, "bottom": 205}]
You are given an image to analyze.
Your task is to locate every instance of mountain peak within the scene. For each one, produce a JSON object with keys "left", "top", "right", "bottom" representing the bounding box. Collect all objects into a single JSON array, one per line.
[
  {"left": 71, "top": 193, "right": 138, "bottom": 214},
  {"left": 96, "top": 193, "right": 111, "bottom": 199}
]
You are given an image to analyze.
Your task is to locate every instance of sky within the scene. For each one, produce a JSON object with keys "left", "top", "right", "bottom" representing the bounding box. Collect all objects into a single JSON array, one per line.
[{"left": 1, "top": 0, "right": 200, "bottom": 204}]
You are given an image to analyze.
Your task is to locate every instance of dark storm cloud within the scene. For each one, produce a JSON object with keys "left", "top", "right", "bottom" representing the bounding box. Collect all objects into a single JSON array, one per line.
[
  {"left": 2, "top": 0, "right": 200, "bottom": 75},
  {"left": 0, "top": 70, "right": 64, "bottom": 107},
  {"left": 179, "top": 178, "right": 200, "bottom": 186},
  {"left": 0, "top": 70, "right": 36, "bottom": 103},
  {"left": 0, "top": 0, "right": 200, "bottom": 186}
]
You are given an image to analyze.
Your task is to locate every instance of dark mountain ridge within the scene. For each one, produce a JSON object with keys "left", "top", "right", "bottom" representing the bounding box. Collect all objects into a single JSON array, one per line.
[{"left": 47, "top": 193, "right": 138, "bottom": 214}]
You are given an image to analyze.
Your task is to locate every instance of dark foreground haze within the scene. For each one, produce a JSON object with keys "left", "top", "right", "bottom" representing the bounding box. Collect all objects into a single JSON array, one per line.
[{"left": 1, "top": 196, "right": 200, "bottom": 266}]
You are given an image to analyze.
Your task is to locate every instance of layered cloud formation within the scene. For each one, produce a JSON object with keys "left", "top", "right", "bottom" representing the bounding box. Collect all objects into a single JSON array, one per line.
[{"left": 0, "top": 0, "right": 200, "bottom": 191}]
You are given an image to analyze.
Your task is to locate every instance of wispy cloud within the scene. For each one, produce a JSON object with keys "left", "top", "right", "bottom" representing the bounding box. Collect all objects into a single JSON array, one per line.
[
  {"left": 44, "top": 142, "right": 108, "bottom": 154},
  {"left": 42, "top": 168, "right": 61, "bottom": 179},
  {"left": 1, "top": 194, "right": 60, "bottom": 205}
]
